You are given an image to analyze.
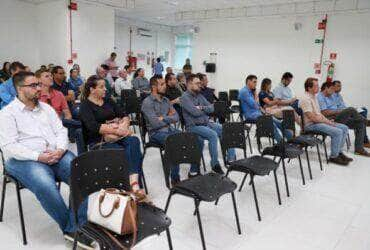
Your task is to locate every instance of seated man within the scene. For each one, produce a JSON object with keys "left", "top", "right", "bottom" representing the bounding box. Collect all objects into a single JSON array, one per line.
[
  {"left": 0, "top": 72, "right": 92, "bottom": 248},
  {"left": 37, "top": 68, "right": 81, "bottom": 142},
  {"left": 180, "top": 74, "right": 236, "bottom": 174},
  {"left": 299, "top": 77, "right": 351, "bottom": 166},
  {"left": 52, "top": 66, "right": 79, "bottom": 119},
  {"left": 318, "top": 82, "right": 369, "bottom": 156},
  {"left": 68, "top": 68, "right": 84, "bottom": 96},
  {"left": 141, "top": 76, "right": 201, "bottom": 186},
  {"left": 332, "top": 80, "right": 369, "bottom": 125},
  {"left": 198, "top": 73, "right": 218, "bottom": 104},
  {"left": 114, "top": 68, "right": 131, "bottom": 97},
  {"left": 0, "top": 61, "right": 26, "bottom": 108},
  {"left": 239, "top": 74, "right": 292, "bottom": 143},
  {"left": 165, "top": 73, "right": 182, "bottom": 111},
  {"left": 273, "top": 72, "right": 299, "bottom": 113}
]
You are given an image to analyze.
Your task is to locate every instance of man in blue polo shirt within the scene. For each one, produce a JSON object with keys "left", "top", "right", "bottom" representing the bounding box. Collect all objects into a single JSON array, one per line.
[
  {"left": 0, "top": 61, "right": 25, "bottom": 108},
  {"left": 318, "top": 81, "right": 370, "bottom": 156},
  {"left": 239, "top": 74, "right": 292, "bottom": 143}
]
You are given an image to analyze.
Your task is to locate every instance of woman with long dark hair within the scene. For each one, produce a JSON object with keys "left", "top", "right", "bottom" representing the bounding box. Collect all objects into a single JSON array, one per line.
[
  {"left": 79, "top": 75, "right": 144, "bottom": 192},
  {"left": 0, "top": 62, "right": 11, "bottom": 83}
]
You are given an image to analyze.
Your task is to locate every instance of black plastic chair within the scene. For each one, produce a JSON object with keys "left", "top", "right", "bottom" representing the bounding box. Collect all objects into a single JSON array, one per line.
[
  {"left": 0, "top": 149, "right": 61, "bottom": 245},
  {"left": 229, "top": 89, "right": 241, "bottom": 121},
  {"left": 256, "top": 115, "right": 305, "bottom": 197},
  {"left": 121, "top": 89, "right": 141, "bottom": 133},
  {"left": 163, "top": 133, "right": 241, "bottom": 250},
  {"left": 213, "top": 101, "right": 230, "bottom": 124},
  {"left": 218, "top": 91, "right": 230, "bottom": 106},
  {"left": 298, "top": 108, "right": 330, "bottom": 164},
  {"left": 282, "top": 110, "right": 324, "bottom": 179},
  {"left": 219, "top": 122, "right": 281, "bottom": 221},
  {"left": 70, "top": 149, "right": 173, "bottom": 250}
]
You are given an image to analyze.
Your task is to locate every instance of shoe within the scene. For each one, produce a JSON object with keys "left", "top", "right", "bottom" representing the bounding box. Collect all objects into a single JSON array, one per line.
[
  {"left": 64, "top": 232, "right": 95, "bottom": 250},
  {"left": 212, "top": 164, "right": 225, "bottom": 175},
  {"left": 339, "top": 153, "right": 353, "bottom": 162},
  {"left": 367, "top": 120, "right": 370, "bottom": 127},
  {"left": 363, "top": 143, "right": 370, "bottom": 148},
  {"left": 355, "top": 149, "right": 370, "bottom": 157},
  {"left": 69, "top": 138, "right": 76, "bottom": 143},
  {"left": 171, "top": 178, "right": 181, "bottom": 187},
  {"left": 188, "top": 172, "right": 201, "bottom": 179},
  {"left": 328, "top": 156, "right": 349, "bottom": 166}
]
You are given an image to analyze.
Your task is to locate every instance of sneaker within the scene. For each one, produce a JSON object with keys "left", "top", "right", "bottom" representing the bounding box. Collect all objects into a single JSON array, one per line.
[
  {"left": 188, "top": 172, "right": 201, "bottom": 179},
  {"left": 329, "top": 156, "right": 349, "bottom": 166},
  {"left": 355, "top": 149, "right": 370, "bottom": 157},
  {"left": 64, "top": 232, "right": 95, "bottom": 250},
  {"left": 339, "top": 153, "right": 353, "bottom": 162},
  {"left": 212, "top": 164, "right": 225, "bottom": 175},
  {"left": 363, "top": 143, "right": 370, "bottom": 148}
]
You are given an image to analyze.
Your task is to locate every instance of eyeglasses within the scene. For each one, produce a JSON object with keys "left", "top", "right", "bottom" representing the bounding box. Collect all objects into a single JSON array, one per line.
[{"left": 19, "top": 82, "right": 42, "bottom": 89}]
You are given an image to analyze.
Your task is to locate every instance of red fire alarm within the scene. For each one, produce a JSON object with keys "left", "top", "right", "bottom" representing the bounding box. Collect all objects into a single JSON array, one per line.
[
  {"left": 315, "top": 69, "right": 321, "bottom": 75},
  {"left": 69, "top": 2, "right": 77, "bottom": 10},
  {"left": 318, "top": 22, "right": 326, "bottom": 30},
  {"left": 330, "top": 53, "right": 337, "bottom": 60},
  {"left": 67, "top": 59, "right": 73, "bottom": 64}
]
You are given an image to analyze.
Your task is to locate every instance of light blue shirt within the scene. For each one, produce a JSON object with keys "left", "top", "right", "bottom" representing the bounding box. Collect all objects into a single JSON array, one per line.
[
  {"left": 154, "top": 62, "right": 164, "bottom": 75},
  {"left": 0, "top": 78, "right": 17, "bottom": 109},
  {"left": 331, "top": 93, "right": 346, "bottom": 109},
  {"left": 238, "top": 86, "right": 262, "bottom": 120},
  {"left": 273, "top": 83, "right": 293, "bottom": 100},
  {"left": 317, "top": 92, "right": 346, "bottom": 111}
]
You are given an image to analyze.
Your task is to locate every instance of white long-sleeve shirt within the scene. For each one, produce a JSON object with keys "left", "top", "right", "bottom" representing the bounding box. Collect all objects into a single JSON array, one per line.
[
  {"left": 0, "top": 98, "right": 68, "bottom": 161},
  {"left": 114, "top": 77, "right": 131, "bottom": 96}
]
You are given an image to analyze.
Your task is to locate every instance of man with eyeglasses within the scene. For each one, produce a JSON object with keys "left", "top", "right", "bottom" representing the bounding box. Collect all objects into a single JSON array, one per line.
[
  {"left": 0, "top": 71, "right": 93, "bottom": 249},
  {"left": 239, "top": 74, "right": 292, "bottom": 143},
  {"left": 180, "top": 74, "right": 236, "bottom": 174}
]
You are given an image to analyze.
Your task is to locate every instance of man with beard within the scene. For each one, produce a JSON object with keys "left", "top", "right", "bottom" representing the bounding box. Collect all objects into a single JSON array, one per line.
[
  {"left": 180, "top": 74, "right": 236, "bottom": 174},
  {"left": 239, "top": 74, "right": 292, "bottom": 143},
  {"left": 273, "top": 72, "right": 300, "bottom": 113},
  {"left": 141, "top": 76, "right": 202, "bottom": 186},
  {"left": 0, "top": 71, "right": 93, "bottom": 249}
]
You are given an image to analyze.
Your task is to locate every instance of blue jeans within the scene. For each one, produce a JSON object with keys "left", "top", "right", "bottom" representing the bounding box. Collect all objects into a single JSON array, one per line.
[
  {"left": 188, "top": 122, "right": 236, "bottom": 168},
  {"left": 305, "top": 123, "right": 349, "bottom": 157},
  {"left": 93, "top": 136, "right": 143, "bottom": 175},
  {"left": 4, "top": 151, "right": 87, "bottom": 233},
  {"left": 150, "top": 128, "right": 203, "bottom": 180}
]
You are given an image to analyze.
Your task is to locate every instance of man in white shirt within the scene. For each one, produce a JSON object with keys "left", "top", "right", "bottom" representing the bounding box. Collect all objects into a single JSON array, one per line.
[
  {"left": 114, "top": 68, "right": 131, "bottom": 96},
  {"left": 0, "top": 72, "right": 93, "bottom": 248}
]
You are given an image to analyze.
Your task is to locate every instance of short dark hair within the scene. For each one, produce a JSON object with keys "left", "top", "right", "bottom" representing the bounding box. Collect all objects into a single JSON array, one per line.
[
  {"left": 100, "top": 64, "right": 109, "bottom": 71},
  {"left": 320, "top": 81, "right": 334, "bottom": 92},
  {"left": 197, "top": 73, "right": 206, "bottom": 81},
  {"left": 10, "top": 61, "right": 25, "bottom": 75},
  {"left": 245, "top": 74, "right": 257, "bottom": 84},
  {"left": 51, "top": 66, "right": 64, "bottom": 74},
  {"left": 150, "top": 75, "right": 161, "bottom": 88},
  {"left": 70, "top": 68, "right": 77, "bottom": 74},
  {"left": 304, "top": 77, "right": 318, "bottom": 91},
  {"left": 111, "top": 52, "right": 117, "bottom": 57},
  {"left": 332, "top": 80, "right": 341, "bottom": 86},
  {"left": 186, "top": 74, "right": 199, "bottom": 84},
  {"left": 165, "top": 73, "right": 175, "bottom": 83},
  {"left": 35, "top": 68, "right": 49, "bottom": 78},
  {"left": 282, "top": 72, "right": 293, "bottom": 80},
  {"left": 260, "top": 78, "right": 272, "bottom": 92},
  {"left": 156, "top": 57, "right": 161, "bottom": 63},
  {"left": 124, "top": 65, "right": 130, "bottom": 71},
  {"left": 13, "top": 71, "right": 35, "bottom": 88}
]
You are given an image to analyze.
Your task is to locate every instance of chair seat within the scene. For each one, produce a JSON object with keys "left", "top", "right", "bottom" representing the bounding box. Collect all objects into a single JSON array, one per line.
[
  {"left": 145, "top": 141, "right": 164, "bottom": 150},
  {"left": 288, "top": 135, "right": 321, "bottom": 147},
  {"left": 80, "top": 203, "right": 171, "bottom": 249},
  {"left": 302, "top": 130, "right": 328, "bottom": 137},
  {"left": 173, "top": 173, "right": 237, "bottom": 202},
  {"left": 262, "top": 143, "right": 304, "bottom": 159},
  {"left": 229, "top": 156, "right": 279, "bottom": 176}
]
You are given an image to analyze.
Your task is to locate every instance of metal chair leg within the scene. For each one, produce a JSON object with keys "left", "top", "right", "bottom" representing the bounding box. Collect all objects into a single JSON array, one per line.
[
  {"left": 166, "top": 228, "right": 173, "bottom": 250},
  {"left": 231, "top": 192, "right": 242, "bottom": 234},
  {"left": 273, "top": 170, "right": 281, "bottom": 205},
  {"left": 316, "top": 144, "right": 323, "bottom": 171},
  {"left": 194, "top": 199, "right": 206, "bottom": 250},
  {"left": 305, "top": 148, "right": 313, "bottom": 180},
  {"left": 164, "top": 192, "right": 173, "bottom": 213},
  {"left": 298, "top": 155, "right": 306, "bottom": 186},
  {"left": 15, "top": 182, "right": 27, "bottom": 245},
  {"left": 238, "top": 173, "right": 248, "bottom": 192},
  {"left": 250, "top": 176, "right": 261, "bottom": 221},
  {"left": 0, "top": 176, "right": 7, "bottom": 221},
  {"left": 322, "top": 137, "right": 329, "bottom": 164},
  {"left": 72, "top": 231, "right": 78, "bottom": 250},
  {"left": 281, "top": 159, "right": 290, "bottom": 197},
  {"left": 201, "top": 154, "right": 206, "bottom": 173},
  {"left": 246, "top": 130, "right": 253, "bottom": 154}
]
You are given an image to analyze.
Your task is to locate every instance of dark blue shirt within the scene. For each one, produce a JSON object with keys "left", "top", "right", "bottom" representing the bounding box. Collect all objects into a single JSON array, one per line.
[
  {"left": 258, "top": 91, "right": 274, "bottom": 108},
  {"left": 200, "top": 87, "right": 217, "bottom": 104}
]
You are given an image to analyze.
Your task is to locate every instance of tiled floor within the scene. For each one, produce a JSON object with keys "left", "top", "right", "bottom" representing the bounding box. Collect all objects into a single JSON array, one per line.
[{"left": 0, "top": 130, "right": 370, "bottom": 250}]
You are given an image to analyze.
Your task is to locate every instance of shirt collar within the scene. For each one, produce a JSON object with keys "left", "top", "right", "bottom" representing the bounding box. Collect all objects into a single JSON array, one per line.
[{"left": 13, "top": 97, "right": 41, "bottom": 112}]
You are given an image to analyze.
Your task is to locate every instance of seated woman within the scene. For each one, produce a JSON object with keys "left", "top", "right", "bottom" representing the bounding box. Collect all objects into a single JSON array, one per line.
[
  {"left": 259, "top": 78, "right": 300, "bottom": 124},
  {"left": 79, "top": 75, "right": 143, "bottom": 192}
]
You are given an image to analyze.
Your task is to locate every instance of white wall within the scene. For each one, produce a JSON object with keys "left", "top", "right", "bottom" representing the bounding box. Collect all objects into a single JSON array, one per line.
[
  {"left": 192, "top": 12, "right": 370, "bottom": 108},
  {"left": 0, "top": 0, "right": 39, "bottom": 69},
  {"left": 115, "top": 21, "right": 174, "bottom": 76}
]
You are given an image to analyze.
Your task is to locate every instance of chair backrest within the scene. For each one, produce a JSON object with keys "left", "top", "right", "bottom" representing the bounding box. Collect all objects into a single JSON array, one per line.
[
  {"left": 213, "top": 101, "right": 228, "bottom": 121},
  {"left": 70, "top": 149, "right": 131, "bottom": 220},
  {"left": 282, "top": 110, "right": 296, "bottom": 136},
  {"left": 218, "top": 91, "right": 229, "bottom": 105},
  {"left": 297, "top": 107, "right": 306, "bottom": 133},
  {"left": 163, "top": 132, "right": 201, "bottom": 188},
  {"left": 256, "top": 115, "right": 275, "bottom": 151},
  {"left": 221, "top": 122, "right": 247, "bottom": 161},
  {"left": 121, "top": 89, "right": 140, "bottom": 114},
  {"left": 75, "top": 128, "right": 87, "bottom": 155},
  {"left": 229, "top": 89, "right": 239, "bottom": 101},
  {"left": 139, "top": 112, "right": 149, "bottom": 144}
]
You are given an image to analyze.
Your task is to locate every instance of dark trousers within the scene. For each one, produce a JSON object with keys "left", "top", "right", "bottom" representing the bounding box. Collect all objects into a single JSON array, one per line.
[{"left": 334, "top": 107, "right": 367, "bottom": 151}]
